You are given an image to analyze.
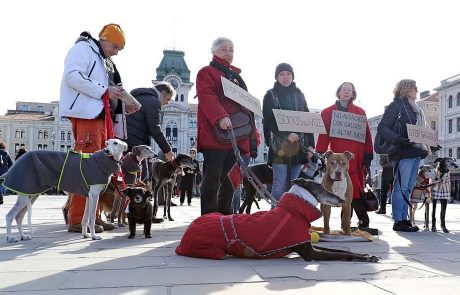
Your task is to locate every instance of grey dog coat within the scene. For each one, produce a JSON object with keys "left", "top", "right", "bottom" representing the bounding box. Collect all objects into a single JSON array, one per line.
[{"left": 0, "top": 150, "right": 120, "bottom": 196}]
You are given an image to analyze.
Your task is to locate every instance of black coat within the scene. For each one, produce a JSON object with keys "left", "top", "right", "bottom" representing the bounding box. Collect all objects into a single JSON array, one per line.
[
  {"left": 126, "top": 88, "right": 171, "bottom": 153},
  {"left": 0, "top": 149, "right": 13, "bottom": 176},
  {"left": 377, "top": 97, "right": 428, "bottom": 161},
  {"left": 262, "top": 82, "right": 315, "bottom": 165}
]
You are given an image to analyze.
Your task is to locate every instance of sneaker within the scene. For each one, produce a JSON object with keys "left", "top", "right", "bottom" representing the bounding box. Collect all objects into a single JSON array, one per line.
[
  {"left": 393, "top": 221, "right": 418, "bottom": 232},
  {"left": 95, "top": 219, "right": 116, "bottom": 231},
  {"left": 68, "top": 224, "right": 104, "bottom": 233}
]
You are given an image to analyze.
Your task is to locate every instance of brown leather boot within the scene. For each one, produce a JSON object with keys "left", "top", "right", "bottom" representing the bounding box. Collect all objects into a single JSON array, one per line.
[{"left": 95, "top": 219, "right": 116, "bottom": 231}]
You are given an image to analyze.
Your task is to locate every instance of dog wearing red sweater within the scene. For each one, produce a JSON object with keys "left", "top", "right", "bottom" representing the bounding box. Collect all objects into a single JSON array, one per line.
[{"left": 176, "top": 178, "right": 379, "bottom": 262}]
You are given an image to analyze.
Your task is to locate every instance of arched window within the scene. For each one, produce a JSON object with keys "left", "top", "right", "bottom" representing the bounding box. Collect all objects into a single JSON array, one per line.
[
  {"left": 38, "top": 144, "right": 42, "bottom": 150},
  {"left": 20, "top": 130, "right": 25, "bottom": 138},
  {"left": 15, "top": 130, "right": 20, "bottom": 139},
  {"left": 457, "top": 93, "right": 460, "bottom": 106},
  {"left": 67, "top": 145, "right": 72, "bottom": 151},
  {"left": 60, "top": 145, "right": 65, "bottom": 151},
  {"left": 38, "top": 130, "right": 43, "bottom": 139},
  {"left": 67, "top": 131, "right": 72, "bottom": 141},
  {"left": 449, "top": 148, "right": 453, "bottom": 157},
  {"left": 61, "top": 131, "right": 65, "bottom": 140},
  {"left": 43, "top": 144, "right": 48, "bottom": 150},
  {"left": 44, "top": 130, "right": 49, "bottom": 139},
  {"left": 175, "top": 94, "right": 179, "bottom": 102},
  {"left": 448, "top": 95, "right": 453, "bottom": 108},
  {"left": 457, "top": 147, "right": 460, "bottom": 159}
]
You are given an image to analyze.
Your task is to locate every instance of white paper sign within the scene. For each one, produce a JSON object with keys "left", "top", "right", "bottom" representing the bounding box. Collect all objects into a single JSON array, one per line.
[
  {"left": 329, "top": 110, "right": 367, "bottom": 143},
  {"left": 272, "top": 109, "right": 326, "bottom": 134},
  {"left": 221, "top": 76, "right": 263, "bottom": 117},
  {"left": 407, "top": 124, "right": 437, "bottom": 146}
]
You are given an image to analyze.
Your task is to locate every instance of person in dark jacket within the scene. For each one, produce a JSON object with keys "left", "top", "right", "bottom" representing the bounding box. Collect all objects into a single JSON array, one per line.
[
  {"left": 15, "top": 147, "right": 27, "bottom": 161},
  {"left": 179, "top": 148, "right": 200, "bottom": 206},
  {"left": 377, "top": 79, "right": 430, "bottom": 232},
  {"left": 376, "top": 154, "right": 394, "bottom": 214},
  {"left": 262, "top": 63, "right": 315, "bottom": 202},
  {"left": 0, "top": 142, "right": 13, "bottom": 204},
  {"left": 196, "top": 37, "right": 257, "bottom": 216},
  {"left": 126, "top": 82, "right": 175, "bottom": 160}
]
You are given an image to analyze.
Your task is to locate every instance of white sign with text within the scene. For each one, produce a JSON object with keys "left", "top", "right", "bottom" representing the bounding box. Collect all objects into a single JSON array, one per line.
[
  {"left": 272, "top": 109, "right": 326, "bottom": 134},
  {"left": 407, "top": 124, "right": 437, "bottom": 147},
  {"left": 221, "top": 76, "right": 263, "bottom": 117},
  {"left": 330, "top": 110, "right": 367, "bottom": 143}
]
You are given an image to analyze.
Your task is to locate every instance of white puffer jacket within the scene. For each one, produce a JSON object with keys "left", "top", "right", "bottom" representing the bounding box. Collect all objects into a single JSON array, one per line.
[{"left": 59, "top": 36, "right": 108, "bottom": 119}]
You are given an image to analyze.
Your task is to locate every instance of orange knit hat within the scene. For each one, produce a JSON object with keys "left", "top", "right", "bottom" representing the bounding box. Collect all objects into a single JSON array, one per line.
[{"left": 99, "top": 24, "right": 125, "bottom": 49}]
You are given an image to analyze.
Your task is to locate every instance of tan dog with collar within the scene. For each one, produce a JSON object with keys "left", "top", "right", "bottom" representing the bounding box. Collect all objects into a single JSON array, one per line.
[{"left": 321, "top": 151, "right": 354, "bottom": 235}]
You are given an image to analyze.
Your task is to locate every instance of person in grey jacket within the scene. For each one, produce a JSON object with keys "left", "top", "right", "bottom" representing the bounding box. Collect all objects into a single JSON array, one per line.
[{"left": 126, "top": 82, "right": 176, "bottom": 161}]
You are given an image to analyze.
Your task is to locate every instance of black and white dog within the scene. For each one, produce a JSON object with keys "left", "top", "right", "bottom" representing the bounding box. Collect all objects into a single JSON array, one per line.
[
  {"left": 239, "top": 152, "right": 325, "bottom": 214},
  {"left": 3, "top": 139, "right": 127, "bottom": 242},
  {"left": 431, "top": 157, "right": 458, "bottom": 233}
]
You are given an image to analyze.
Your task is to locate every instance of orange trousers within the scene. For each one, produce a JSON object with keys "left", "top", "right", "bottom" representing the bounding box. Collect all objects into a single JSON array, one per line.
[{"left": 67, "top": 117, "right": 107, "bottom": 225}]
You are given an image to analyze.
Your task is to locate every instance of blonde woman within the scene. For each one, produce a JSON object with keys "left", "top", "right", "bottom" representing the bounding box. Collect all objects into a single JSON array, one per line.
[{"left": 377, "top": 79, "right": 430, "bottom": 232}]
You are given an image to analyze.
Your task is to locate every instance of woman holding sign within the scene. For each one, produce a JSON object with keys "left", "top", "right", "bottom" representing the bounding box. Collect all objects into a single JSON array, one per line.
[
  {"left": 316, "top": 82, "right": 374, "bottom": 229},
  {"left": 377, "top": 79, "right": 430, "bottom": 232},
  {"left": 196, "top": 37, "right": 257, "bottom": 216},
  {"left": 263, "top": 63, "right": 315, "bottom": 202}
]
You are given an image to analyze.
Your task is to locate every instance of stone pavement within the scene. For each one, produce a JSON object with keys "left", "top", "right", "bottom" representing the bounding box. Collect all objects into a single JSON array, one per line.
[{"left": 1, "top": 194, "right": 460, "bottom": 294}]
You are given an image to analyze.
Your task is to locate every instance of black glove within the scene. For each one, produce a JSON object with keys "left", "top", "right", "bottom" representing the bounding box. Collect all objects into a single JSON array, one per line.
[{"left": 396, "top": 137, "right": 412, "bottom": 146}]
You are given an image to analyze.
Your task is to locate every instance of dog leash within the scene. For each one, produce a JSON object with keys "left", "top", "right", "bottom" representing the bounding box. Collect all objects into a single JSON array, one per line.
[{"left": 228, "top": 127, "right": 278, "bottom": 206}]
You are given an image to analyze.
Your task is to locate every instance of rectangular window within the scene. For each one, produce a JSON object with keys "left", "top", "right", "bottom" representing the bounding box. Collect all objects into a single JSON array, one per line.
[
  {"left": 431, "top": 121, "right": 436, "bottom": 130},
  {"left": 457, "top": 118, "right": 460, "bottom": 132},
  {"left": 448, "top": 119, "right": 453, "bottom": 133}
]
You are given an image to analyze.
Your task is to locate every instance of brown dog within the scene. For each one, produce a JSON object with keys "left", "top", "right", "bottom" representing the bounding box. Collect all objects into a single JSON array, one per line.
[{"left": 321, "top": 151, "right": 354, "bottom": 235}]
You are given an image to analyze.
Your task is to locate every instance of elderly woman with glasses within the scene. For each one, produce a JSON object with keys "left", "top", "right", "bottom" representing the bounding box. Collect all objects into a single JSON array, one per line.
[{"left": 377, "top": 79, "right": 430, "bottom": 232}]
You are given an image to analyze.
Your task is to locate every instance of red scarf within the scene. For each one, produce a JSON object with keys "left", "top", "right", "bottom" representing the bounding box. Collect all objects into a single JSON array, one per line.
[{"left": 103, "top": 91, "right": 114, "bottom": 139}]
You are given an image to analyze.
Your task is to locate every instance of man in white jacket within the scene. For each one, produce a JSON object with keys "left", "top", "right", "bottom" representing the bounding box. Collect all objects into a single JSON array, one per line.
[{"left": 59, "top": 23, "right": 125, "bottom": 233}]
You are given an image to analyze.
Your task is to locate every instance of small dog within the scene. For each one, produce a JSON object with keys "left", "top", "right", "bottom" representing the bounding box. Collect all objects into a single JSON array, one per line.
[
  {"left": 431, "top": 157, "right": 458, "bottom": 233},
  {"left": 2, "top": 139, "right": 126, "bottom": 242},
  {"left": 150, "top": 154, "right": 196, "bottom": 221},
  {"left": 99, "top": 145, "right": 156, "bottom": 227},
  {"left": 125, "top": 187, "right": 153, "bottom": 239},
  {"left": 321, "top": 151, "right": 354, "bottom": 235},
  {"left": 408, "top": 165, "right": 436, "bottom": 230},
  {"left": 239, "top": 153, "right": 325, "bottom": 214},
  {"left": 176, "top": 178, "right": 378, "bottom": 262}
]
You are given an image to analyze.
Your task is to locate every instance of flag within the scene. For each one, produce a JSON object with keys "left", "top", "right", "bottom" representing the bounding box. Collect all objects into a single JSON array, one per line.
[{"left": 228, "top": 162, "right": 243, "bottom": 191}]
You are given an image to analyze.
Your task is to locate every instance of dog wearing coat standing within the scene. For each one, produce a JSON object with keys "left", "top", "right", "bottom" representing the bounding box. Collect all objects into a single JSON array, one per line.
[{"left": 2, "top": 139, "right": 126, "bottom": 242}]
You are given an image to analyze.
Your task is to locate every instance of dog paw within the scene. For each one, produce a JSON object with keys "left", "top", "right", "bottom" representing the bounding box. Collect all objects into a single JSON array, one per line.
[
  {"left": 6, "top": 236, "right": 18, "bottom": 243},
  {"left": 91, "top": 235, "right": 102, "bottom": 240},
  {"left": 20, "top": 235, "right": 32, "bottom": 241},
  {"left": 145, "top": 234, "right": 152, "bottom": 238},
  {"left": 128, "top": 235, "right": 135, "bottom": 239},
  {"left": 367, "top": 255, "right": 380, "bottom": 263},
  {"left": 168, "top": 217, "right": 174, "bottom": 221}
]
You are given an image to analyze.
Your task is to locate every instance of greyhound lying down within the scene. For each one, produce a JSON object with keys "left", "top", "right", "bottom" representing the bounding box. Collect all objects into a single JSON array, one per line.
[
  {"left": 176, "top": 178, "right": 379, "bottom": 262},
  {"left": 2, "top": 139, "right": 127, "bottom": 242}
]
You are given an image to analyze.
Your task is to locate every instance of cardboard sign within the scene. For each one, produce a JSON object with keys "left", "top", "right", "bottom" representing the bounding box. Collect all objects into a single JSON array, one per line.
[
  {"left": 272, "top": 109, "right": 326, "bottom": 134},
  {"left": 407, "top": 124, "right": 437, "bottom": 146},
  {"left": 221, "top": 76, "right": 263, "bottom": 117},
  {"left": 330, "top": 110, "right": 367, "bottom": 143}
]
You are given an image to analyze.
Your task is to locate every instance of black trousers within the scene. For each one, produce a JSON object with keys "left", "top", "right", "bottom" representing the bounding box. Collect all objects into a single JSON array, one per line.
[
  {"left": 200, "top": 150, "right": 236, "bottom": 215},
  {"left": 352, "top": 198, "right": 370, "bottom": 227}
]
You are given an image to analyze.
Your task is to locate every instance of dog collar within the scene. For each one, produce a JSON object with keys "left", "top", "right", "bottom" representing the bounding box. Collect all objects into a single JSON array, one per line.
[{"left": 288, "top": 184, "right": 319, "bottom": 207}]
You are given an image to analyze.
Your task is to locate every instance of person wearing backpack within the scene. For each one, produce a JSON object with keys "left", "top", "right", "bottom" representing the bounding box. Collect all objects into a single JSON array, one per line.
[
  {"left": 0, "top": 142, "right": 13, "bottom": 205},
  {"left": 262, "top": 63, "right": 315, "bottom": 202}
]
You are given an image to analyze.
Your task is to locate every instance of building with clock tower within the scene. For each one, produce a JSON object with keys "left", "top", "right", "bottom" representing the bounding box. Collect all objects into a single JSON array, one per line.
[{"left": 151, "top": 50, "right": 197, "bottom": 157}]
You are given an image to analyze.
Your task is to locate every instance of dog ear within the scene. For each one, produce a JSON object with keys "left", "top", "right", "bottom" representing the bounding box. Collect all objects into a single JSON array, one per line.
[
  {"left": 144, "top": 190, "right": 153, "bottom": 200},
  {"left": 322, "top": 151, "right": 333, "bottom": 159},
  {"left": 343, "top": 151, "right": 355, "bottom": 160}
]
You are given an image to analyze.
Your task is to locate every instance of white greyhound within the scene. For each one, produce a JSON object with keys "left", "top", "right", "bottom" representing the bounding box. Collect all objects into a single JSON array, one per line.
[{"left": 3, "top": 139, "right": 127, "bottom": 242}]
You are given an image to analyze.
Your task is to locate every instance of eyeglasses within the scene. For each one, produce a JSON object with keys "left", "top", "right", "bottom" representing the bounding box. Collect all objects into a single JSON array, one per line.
[{"left": 414, "top": 86, "right": 418, "bottom": 92}]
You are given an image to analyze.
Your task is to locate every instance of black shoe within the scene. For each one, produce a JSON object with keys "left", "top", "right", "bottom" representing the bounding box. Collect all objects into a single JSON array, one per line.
[
  {"left": 375, "top": 208, "right": 386, "bottom": 214},
  {"left": 152, "top": 218, "right": 164, "bottom": 223},
  {"left": 171, "top": 202, "right": 177, "bottom": 207},
  {"left": 441, "top": 225, "right": 449, "bottom": 233},
  {"left": 403, "top": 220, "right": 419, "bottom": 232},
  {"left": 393, "top": 221, "right": 418, "bottom": 232}
]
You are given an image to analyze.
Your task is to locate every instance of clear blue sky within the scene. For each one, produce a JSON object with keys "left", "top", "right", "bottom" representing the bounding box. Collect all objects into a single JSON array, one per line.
[{"left": 1, "top": 0, "right": 459, "bottom": 118}]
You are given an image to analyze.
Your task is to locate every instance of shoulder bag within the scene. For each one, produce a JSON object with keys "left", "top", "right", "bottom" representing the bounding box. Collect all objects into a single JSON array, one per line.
[
  {"left": 374, "top": 106, "right": 402, "bottom": 155},
  {"left": 214, "top": 111, "right": 253, "bottom": 143}
]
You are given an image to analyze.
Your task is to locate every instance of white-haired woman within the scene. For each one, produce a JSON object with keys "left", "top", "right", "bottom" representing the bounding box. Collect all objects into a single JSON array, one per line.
[
  {"left": 196, "top": 37, "right": 257, "bottom": 216},
  {"left": 377, "top": 79, "right": 430, "bottom": 232}
]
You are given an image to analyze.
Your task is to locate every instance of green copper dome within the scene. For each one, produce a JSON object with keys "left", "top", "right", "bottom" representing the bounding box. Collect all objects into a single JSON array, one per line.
[{"left": 156, "top": 50, "right": 190, "bottom": 82}]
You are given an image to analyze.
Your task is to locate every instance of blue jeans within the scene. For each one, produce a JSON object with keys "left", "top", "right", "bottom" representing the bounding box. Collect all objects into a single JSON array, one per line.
[
  {"left": 391, "top": 157, "right": 421, "bottom": 222},
  {"left": 271, "top": 164, "right": 302, "bottom": 202}
]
